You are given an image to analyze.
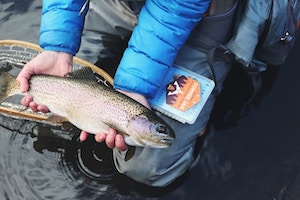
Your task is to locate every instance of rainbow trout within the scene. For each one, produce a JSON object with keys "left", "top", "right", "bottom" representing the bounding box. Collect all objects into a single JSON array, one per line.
[{"left": 0, "top": 68, "right": 175, "bottom": 148}]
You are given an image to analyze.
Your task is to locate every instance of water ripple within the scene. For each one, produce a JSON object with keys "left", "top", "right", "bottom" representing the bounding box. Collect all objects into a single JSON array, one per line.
[{"left": 0, "top": 116, "right": 117, "bottom": 200}]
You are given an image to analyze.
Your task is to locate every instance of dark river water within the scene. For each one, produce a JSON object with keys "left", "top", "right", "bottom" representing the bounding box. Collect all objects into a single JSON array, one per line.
[{"left": 1, "top": 1, "right": 300, "bottom": 200}]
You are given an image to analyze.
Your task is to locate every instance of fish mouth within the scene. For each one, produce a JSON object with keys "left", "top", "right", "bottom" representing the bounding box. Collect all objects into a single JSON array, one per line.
[
  {"left": 153, "top": 135, "right": 175, "bottom": 148},
  {"left": 133, "top": 135, "right": 174, "bottom": 148},
  {"left": 160, "top": 139, "right": 174, "bottom": 146}
]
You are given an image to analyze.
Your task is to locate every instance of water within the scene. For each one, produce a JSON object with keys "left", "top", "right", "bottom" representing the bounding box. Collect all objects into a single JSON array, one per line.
[{"left": 1, "top": 1, "right": 300, "bottom": 199}]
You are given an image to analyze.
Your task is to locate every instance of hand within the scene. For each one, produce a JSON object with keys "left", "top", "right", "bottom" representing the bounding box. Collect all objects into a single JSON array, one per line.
[
  {"left": 80, "top": 90, "right": 151, "bottom": 151},
  {"left": 17, "top": 51, "right": 73, "bottom": 112}
]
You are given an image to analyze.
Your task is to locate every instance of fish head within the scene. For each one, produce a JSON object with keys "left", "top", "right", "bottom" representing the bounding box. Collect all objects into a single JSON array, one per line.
[{"left": 126, "top": 114, "right": 175, "bottom": 148}]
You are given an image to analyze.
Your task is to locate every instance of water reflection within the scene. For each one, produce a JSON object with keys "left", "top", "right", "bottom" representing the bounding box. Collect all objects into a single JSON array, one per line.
[
  {"left": 0, "top": 0, "right": 41, "bottom": 44},
  {"left": 0, "top": 0, "right": 34, "bottom": 13},
  {"left": 0, "top": 116, "right": 79, "bottom": 200},
  {"left": 0, "top": 115, "right": 135, "bottom": 200}
]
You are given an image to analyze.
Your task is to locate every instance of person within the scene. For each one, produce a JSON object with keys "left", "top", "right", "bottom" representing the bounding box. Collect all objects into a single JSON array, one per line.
[{"left": 16, "top": 0, "right": 237, "bottom": 187}]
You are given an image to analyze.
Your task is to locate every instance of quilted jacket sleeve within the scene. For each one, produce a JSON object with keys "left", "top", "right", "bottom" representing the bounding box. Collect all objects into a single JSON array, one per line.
[
  {"left": 39, "top": 0, "right": 87, "bottom": 55},
  {"left": 114, "top": 0, "right": 210, "bottom": 98}
]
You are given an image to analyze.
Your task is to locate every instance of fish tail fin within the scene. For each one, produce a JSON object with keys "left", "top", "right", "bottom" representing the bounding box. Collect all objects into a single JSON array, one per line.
[{"left": 0, "top": 72, "right": 20, "bottom": 102}]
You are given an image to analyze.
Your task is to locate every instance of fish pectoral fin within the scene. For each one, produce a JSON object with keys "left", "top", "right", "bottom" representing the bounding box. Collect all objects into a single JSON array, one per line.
[
  {"left": 124, "top": 136, "right": 138, "bottom": 147},
  {"left": 45, "top": 114, "right": 68, "bottom": 124}
]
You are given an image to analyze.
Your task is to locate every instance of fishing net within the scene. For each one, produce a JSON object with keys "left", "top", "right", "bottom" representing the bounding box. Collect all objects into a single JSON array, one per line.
[{"left": 0, "top": 40, "right": 113, "bottom": 124}]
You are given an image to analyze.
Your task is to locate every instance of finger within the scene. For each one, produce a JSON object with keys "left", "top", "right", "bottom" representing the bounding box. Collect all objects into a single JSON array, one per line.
[
  {"left": 79, "top": 131, "right": 89, "bottom": 141},
  {"left": 94, "top": 132, "right": 107, "bottom": 143},
  {"left": 115, "top": 134, "right": 128, "bottom": 151},
  {"left": 21, "top": 96, "right": 33, "bottom": 107},
  {"left": 105, "top": 128, "right": 117, "bottom": 149},
  {"left": 16, "top": 67, "right": 33, "bottom": 93},
  {"left": 17, "top": 77, "right": 29, "bottom": 93},
  {"left": 29, "top": 101, "right": 39, "bottom": 112},
  {"left": 37, "top": 104, "right": 49, "bottom": 113}
]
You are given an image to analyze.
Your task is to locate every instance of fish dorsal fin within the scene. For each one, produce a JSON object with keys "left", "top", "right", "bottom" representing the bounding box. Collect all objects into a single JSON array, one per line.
[{"left": 67, "top": 67, "right": 97, "bottom": 81}]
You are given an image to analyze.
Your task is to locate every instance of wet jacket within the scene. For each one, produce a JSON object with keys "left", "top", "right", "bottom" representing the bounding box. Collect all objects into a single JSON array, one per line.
[{"left": 40, "top": 0, "right": 210, "bottom": 98}]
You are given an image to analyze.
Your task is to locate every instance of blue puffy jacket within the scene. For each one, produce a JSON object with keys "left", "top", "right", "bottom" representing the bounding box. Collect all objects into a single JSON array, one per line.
[
  {"left": 40, "top": 0, "right": 210, "bottom": 98},
  {"left": 40, "top": 0, "right": 87, "bottom": 55}
]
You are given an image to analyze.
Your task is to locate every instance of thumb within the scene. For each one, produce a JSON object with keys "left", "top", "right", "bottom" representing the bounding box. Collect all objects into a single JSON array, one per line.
[
  {"left": 16, "top": 76, "right": 29, "bottom": 93},
  {"left": 16, "top": 63, "right": 34, "bottom": 93}
]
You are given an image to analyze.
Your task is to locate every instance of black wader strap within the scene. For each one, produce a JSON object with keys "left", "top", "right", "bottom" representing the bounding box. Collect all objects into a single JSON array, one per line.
[
  {"left": 207, "top": 44, "right": 235, "bottom": 95},
  {"left": 187, "top": 32, "right": 234, "bottom": 95},
  {"left": 235, "top": 58, "right": 267, "bottom": 103},
  {"left": 191, "top": 32, "right": 267, "bottom": 101}
]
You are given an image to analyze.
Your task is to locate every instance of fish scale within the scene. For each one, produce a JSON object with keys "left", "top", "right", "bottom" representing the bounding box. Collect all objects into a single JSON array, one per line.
[
  {"left": 30, "top": 76, "right": 132, "bottom": 133},
  {"left": 0, "top": 69, "right": 175, "bottom": 148}
]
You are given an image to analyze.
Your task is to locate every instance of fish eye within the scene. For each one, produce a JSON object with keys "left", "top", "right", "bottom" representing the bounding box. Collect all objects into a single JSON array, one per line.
[{"left": 156, "top": 124, "right": 167, "bottom": 133}]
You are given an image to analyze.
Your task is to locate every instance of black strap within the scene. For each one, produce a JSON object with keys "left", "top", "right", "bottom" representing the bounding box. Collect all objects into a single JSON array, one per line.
[
  {"left": 207, "top": 44, "right": 235, "bottom": 95},
  {"left": 186, "top": 31, "right": 235, "bottom": 95}
]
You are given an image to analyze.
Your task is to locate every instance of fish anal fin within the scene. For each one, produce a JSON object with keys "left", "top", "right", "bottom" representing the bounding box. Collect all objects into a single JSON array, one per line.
[{"left": 45, "top": 114, "right": 68, "bottom": 124}]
